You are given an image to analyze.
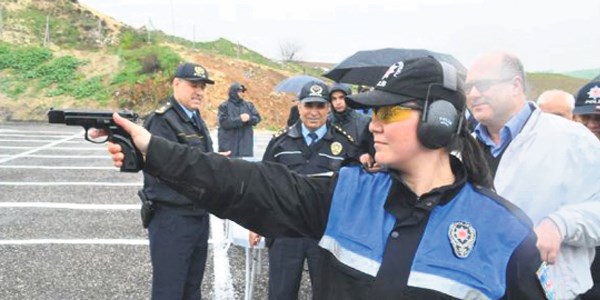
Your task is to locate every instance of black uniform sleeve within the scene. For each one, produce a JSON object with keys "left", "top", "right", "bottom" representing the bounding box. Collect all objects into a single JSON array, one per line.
[
  {"left": 218, "top": 102, "right": 244, "bottom": 129},
  {"left": 502, "top": 230, "right": 547, "bottom": 299},
  {"left": 247, "top": 102, "right": 261, "bottom": 126},
  {"left": 144, "top": 135, "right": 333, "bottom": 240}
]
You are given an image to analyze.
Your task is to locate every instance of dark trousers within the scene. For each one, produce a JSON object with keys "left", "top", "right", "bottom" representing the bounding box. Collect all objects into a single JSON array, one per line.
[
  {"left": 148, "top": 208, "right": 209, "bottom": 300},
  {"left": 268, "top": 237, "right": 322, "bottom": 300},
  {"left": 581, "top": 246, "right": 600, "bottom": 300}
]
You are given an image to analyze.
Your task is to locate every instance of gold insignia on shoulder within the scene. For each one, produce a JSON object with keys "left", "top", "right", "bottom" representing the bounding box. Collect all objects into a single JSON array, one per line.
[
  {"left": 331, "top": 141, "right": 343, "bottom": 155},
  {"left": 154, "top": 102, "right": 171, "bottom": 114},
  {"left": 273, "top": 127, "right": 288, "bottom": 138},
  {"left": 333, "top": 125, "right": 355, "bottom": 143}
]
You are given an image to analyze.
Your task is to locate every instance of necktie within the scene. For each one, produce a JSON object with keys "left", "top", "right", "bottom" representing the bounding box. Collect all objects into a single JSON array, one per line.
[
  {"left": 192, "top": 113, "right": 201, "bottom": 128},
  {"left": 308, "top": 132, "right": 318, "bottom": 147}
]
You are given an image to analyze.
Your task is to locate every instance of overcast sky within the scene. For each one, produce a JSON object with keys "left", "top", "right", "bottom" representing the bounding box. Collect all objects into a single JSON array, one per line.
[{"left": 79, "top": 0, "right": 600, "bottom": 73}]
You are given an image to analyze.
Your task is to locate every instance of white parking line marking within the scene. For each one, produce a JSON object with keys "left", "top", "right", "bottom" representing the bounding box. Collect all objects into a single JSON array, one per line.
[
  {"left": 0, "top": 146, "right": 105, "bottom": 150},
  {"left": 0, "top": 165, "right": 118, "bottom": 170},
  {"left": 0, "top": 239, "right": 149, "bottom": 245},
  {"left": 0, "top": 155, "right": 110, "bottom": 159},
  {"left": 0, "top": 239, "right": 218, "bottom": 246},
  {"left": 0, "top": 130, "right": 79, "bottom": 134},
  {"left": 0, "top": 134, "right": 76, "bottom": 138},
  {"left": 0, "top": 202, "right": 139, "bottom": 210},
  {"left": 0, "top": 139, "right": 84, "bottom": 143},
  {"left": 0, "top": 182, "right": 142, "bottom": 186},
  {"left": 211, "top": 215, "right": 235, "bottom": 299},
  {"left": 0, "top": 132, "right": 81, "bottom": 164}
]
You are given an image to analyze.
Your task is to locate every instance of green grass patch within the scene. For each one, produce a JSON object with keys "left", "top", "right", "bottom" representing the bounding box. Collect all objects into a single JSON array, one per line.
[{"left": 112, "top": 45, "right": 182, "bottom": 85}]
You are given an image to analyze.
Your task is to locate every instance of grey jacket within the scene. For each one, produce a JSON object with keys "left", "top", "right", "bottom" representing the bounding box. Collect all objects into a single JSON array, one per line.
[{"left": 494, "top": 105, "right": 600, "bottom": 299}]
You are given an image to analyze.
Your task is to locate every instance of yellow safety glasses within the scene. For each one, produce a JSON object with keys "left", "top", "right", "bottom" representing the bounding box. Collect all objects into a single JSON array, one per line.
[{"left": 372, "top": 105, "right": 416, "bottom": 124}]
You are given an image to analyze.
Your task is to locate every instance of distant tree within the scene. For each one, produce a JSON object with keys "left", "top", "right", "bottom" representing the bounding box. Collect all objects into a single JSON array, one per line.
[{"left": 279, "top": 41, "right": 302, "bottom": 63}]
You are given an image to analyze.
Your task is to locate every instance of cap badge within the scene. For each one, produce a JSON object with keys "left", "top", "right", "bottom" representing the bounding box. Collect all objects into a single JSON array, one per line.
[
  {"left": 330, "top": 142, "right": 343, "bottom": 155},
  {"left": 193, "top": 66, "right": 206, "bottom": 78},
  {"left": 308, "top": 85, "right": 324, "bottom": 97},
  {"left": 586, "top": 85, "right": 600, "bottom": 104},
  {"left": 376, "top": 62, "right": 404, "bottom": 88},
  {"left": 448, "top": 221, "right": 476, "bottom": 258}
]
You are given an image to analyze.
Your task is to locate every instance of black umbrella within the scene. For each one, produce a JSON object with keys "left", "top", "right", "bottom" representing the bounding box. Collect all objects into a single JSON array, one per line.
[
  {"left": 323, "top": 48, "right": 466, "bottom": 86},
  {"left": 593, "top": 73, "right": 600, "bottom": 82}
]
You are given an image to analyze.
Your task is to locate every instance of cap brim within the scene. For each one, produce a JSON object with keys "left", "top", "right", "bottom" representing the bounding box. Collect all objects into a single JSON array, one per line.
[
  {"left": 346, "top": 89, "right": 413, "bottom": 109},
  {"left": 573, "top": 105, "right": 599, "bottom": 115},
  {"left": 300, "top": 97, "right": 328, "bottom": 103},
  {"left": 180, "top": 77, "right": 215, "bottom": 85}
]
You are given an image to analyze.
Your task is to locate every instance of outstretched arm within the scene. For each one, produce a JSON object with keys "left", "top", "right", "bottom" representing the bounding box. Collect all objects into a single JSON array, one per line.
[{"left": 104, "top": 113, "right": 332, "bottom": 239}]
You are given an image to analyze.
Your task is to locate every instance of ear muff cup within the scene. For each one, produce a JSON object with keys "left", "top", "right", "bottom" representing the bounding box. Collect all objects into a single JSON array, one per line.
[{"left": 417, "top": 99, "right": 459, "bottom": 149}]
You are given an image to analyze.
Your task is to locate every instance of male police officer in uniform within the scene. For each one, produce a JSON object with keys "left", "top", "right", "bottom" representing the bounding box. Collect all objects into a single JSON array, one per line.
[
  {"left": 251, "top": 81, "right": 362, "bottom": 300},
  {"left": 141, "top": 62, "right": 214, "bottom": 299}
]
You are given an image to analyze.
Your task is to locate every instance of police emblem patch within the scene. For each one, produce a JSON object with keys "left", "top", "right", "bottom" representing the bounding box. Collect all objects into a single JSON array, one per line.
[
  {"left": 586, "top": 85, "right": 600, "bottom": 104},
  {"left": 194, "top": 66, "right": 206, "bottom": 78},
  {"left": 330, "top": 141, "right": 343, "bottom": 155},
  {"left": 448, "top": 221, "right": 476, "bottom": 258},
  {"left": 309, "top": 85, "right": 324, "bottom": 97}
]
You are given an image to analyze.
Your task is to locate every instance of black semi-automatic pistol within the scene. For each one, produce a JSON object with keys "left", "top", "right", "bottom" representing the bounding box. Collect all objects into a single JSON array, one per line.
[{"left": 48, "top": 108, "right": 144, "bottom": 172}]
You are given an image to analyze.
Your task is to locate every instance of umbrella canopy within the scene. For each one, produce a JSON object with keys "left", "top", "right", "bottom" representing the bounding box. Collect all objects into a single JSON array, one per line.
[
  {"left": 274, "top": 75, "right": 325, "bottom": 96},
  {"left": 323, "top": 48, "right": 466, "bottom": 86}
]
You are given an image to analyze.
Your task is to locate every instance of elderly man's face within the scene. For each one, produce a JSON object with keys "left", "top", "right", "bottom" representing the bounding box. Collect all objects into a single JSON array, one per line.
[
  {"left": 173, "top": 78, "right": 207, "bottom": 111},
  {"left": 299, "top": 101, "right": 329, "bottom": 131}
]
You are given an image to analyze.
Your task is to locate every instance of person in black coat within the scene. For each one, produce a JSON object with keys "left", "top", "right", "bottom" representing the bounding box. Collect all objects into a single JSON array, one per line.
[{"left": 217, "top": 83, "right": 261, "bottom": 157}]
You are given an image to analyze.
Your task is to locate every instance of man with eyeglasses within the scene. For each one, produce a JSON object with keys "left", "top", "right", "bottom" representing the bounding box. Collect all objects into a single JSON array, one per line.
[
  {"left": 250, "top": 81, "right": 362, "bottom": 300},
  {"left": 467, "top": 52, "right": 600, "bottom": 299}
]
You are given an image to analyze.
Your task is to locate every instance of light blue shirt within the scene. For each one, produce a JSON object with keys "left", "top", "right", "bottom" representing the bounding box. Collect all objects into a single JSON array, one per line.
[
  {"left": 474, "top": 103, "right": 533, "bottom": 157},
  {"left": 176, "top": 101, "right": 196, "bottom": 120},
  {"left": 301, "top": 123, "right": 327, "bottom": 145}
]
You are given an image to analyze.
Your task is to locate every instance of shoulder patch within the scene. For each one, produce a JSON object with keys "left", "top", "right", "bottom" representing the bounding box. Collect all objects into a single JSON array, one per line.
[
  {"left": 273, "top": 127, "right": 289, "bottom": 138},
  {"left": 154, "top": 102, "right": 172, "bottom": 115},
  {"left": 333, "top": 124, "right": 355, "bottom": 143}
]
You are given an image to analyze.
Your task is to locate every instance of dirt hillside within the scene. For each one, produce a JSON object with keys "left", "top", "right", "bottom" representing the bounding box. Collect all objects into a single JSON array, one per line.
[{"left": 0, "top": 0, "right": 298, "bottom": 130}]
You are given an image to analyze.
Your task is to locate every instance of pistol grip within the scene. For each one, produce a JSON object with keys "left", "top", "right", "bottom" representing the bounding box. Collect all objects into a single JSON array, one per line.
[{"left": 110, "top": 134, "right": 144, "bottom": 172}]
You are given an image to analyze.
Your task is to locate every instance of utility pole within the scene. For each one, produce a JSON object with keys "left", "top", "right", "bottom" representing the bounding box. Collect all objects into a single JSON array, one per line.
[
  {"left": 0, "top": 6, "right": 4, "bottom": 36},
  {"left": 43, "top": 14, "right": 50, "bottom": 47},
  {"left": 147, "top": 18, "right": 151, "bottom": 44},
  {"left": 170, "top": 0, "right": 175, "bottom": 41}
]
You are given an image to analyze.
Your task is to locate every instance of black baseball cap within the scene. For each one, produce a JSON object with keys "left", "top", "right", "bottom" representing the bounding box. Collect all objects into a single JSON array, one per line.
[
  {"left": 174, "top": 62, "right": 215, "bottom": 84},
  {"left": 346, "top": 56, "right": 465, "bottom": 111},
  {"left": 299, "top": 81, "right": 330, "bottom": 103},
  {"left": 574, "top": 81, "right": 600, "bottom": 115}
]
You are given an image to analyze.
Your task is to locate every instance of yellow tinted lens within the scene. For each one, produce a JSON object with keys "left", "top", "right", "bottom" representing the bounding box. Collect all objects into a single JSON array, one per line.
[{"left": 374, "top": 106, "right": 413, "bottom": 124}]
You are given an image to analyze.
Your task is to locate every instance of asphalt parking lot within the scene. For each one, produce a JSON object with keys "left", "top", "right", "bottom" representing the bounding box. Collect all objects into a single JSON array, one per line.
[{"left": 0, "top": 122, "right": 311, "bottom": 299}]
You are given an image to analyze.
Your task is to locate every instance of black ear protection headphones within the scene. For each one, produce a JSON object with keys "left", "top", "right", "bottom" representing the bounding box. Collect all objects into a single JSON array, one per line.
[{"left": 416, "top": 61, "right": 465, "bottom": 149}]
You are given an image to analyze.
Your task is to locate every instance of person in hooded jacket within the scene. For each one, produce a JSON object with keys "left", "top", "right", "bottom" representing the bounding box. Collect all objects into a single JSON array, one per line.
[
  {"left": 104, "top": 56, "right": 548, "bottom": 300},
  {"left": 328, "top": 83, "right": 373, "bottom": 155},
  {"left": 218, "top": 83, "right": 261, "bottom": 157}
]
